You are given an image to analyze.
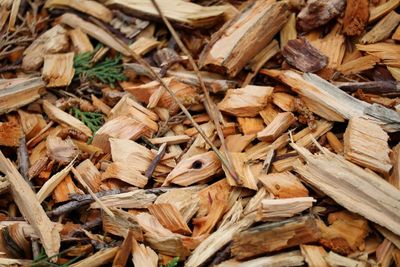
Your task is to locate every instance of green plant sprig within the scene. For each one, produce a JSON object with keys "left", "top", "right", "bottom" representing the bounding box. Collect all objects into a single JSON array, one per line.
[{"left": 73, "top": 47, "right": 127, "bottom": 87}]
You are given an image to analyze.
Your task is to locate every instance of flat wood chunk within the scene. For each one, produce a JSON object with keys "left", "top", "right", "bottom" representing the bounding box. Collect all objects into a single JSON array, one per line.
[
  {"left": 75, "top": 159, "right": 102, "bottom": 192},
  {"left": 360, "top": 11, "right": 400, "bottom": 44},
  {"left": 343, "top": 0, "right": 369, "bottom": 36},
  {"left": 42, "top": 53, "right": 75, "bottom": 87},
  {"left": 69, "top": 28, "right": 94, "bottom": 53},
  {"left": 0, "top": 121, "right": 22, "bottom": 147},
  {"left": 231, "top": 215, "right": 320, "bottom": 260},
  {"left": 300, "top": 245, "right": 329, "bottom": 267},
  {"left": 344, "top": 117, "right": 392, "bottom": 174},
  {"left": 199, "top": 1, "right": 290, "bottom": 76},
  {"left": 282, "top": 37, "right": 328, "bottom": 72},
  {"left": 101, "top": 161, "right": 148, "bottom": 188},
  {"left": 132, "top": 238, "right": 158, "bottom": 267},
  {"left": 237, "top": 117, "right": 264, "bottom": 135},
  {"left": 257, "top": 112, "right": 296, "bottom": 142},
  {"left": 258, "top": 171, "right": 309, "bottom": 198},
  {"left": 257, "top": 197, "right": 315, "bottom": 221},
  {"left": 46, "top": 136, "right": 78, "bottom": 164},
  {"left": 149, "top": 203, "right": 192, "bottom": 235}
]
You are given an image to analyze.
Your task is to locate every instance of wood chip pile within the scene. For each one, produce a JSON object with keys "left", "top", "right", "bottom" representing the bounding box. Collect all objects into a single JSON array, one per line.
[{"left": 1, "top": 0, "right": 400, "bottom": 266}]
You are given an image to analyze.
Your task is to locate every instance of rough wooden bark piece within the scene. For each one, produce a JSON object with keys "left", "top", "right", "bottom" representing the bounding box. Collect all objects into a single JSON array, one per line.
[
  {"left": 42, "top": 53, "right": 75, "bottom": 87},
  {"left": 343, "top": 0, "right": 369, "bottom": 36},
  {"left": 199, "top": 1, "right": 290, "bottom": 77},
  {"left": 282, "top": 38, "right": 328, "bottom": 73},
  {"left": 0, "top": 152, "right": 60, "bottom": 258},
  {"left": 292, "top": 143, "right": 400, "bottom": 236},
  {"left": 0, "top": 121, "right": 22, "bottom": 147},
  {"left": 257, "top": 112, "right": 296, "bottom": 142},
  {"left": 297, "top": 0, "right": 345, "bottom": 32},
  {"left": 231, "top": 215, "right": 320, "bottom": 260},
  {"left": 343, "top": 117, "right": 392, "bottom": 174}
]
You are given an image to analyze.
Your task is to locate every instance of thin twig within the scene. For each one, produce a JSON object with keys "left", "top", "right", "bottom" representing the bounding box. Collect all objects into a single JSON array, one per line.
[
  {"left": 145, "top": 143, "right": 167, "bottom": 179},
  {"left": 150, "top": 0, "right": 240, "bottom": 183},
  {"left": 17, "top": 136, "right": 30, "bottom": 183}
]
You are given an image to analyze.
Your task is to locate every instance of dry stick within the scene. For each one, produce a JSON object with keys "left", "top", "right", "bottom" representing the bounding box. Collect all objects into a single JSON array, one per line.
[
  {"left": 109, "top": 27, "right": 236, "bottom": 183},
  {"left": 17, "top": 136, "right": 31, "bottom": 185},
  {"left": 150, "top": 0, "right": 240, "bottom": 183},
  {"left": 145, "top": 143, "right": 167, "bottom": 179},
  {"left": 71, "top": 167, "right": 115, "bottom": 218}
]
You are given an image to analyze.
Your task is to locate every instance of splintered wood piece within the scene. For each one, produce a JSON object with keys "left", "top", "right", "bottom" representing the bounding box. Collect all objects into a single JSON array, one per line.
[
  {"left": 356, "top": 43, "right": 400, "bottom": 67},
  {"left": 261, "top": 70, "right": 370, "bottom": 122},
  {"left": 46, "top": 136, "right": 78, "bottom": 164},
  {"left": 92, "top": 116, "right": 146, "bottom": 153},
  {"left": 7, "top": 0, "right": 20, "bottom": 31},
  {"left": 325, "top": 251, "right": 366, "bottom": 267},
  {"left": 36, "top": 159, "right": 75, "bottom": 203},
  {"left": 129, "top": 37, "right": 160, "bottom": 56},
  {"left": 257, "top": 197, "right": 315, "bottom": 221},
  {"left": 272, "top": 93, "right": 296, "bottom": 112},
  {"left": 110, "top": 138, "right": 174, "bottom": 177},
  {"left": 71, "top": 247, "right": 118, "bottom": 267},
  {"left": 218, "top": 85, "right": 273, "bottom": 117},
  {"left": 196, "top": 179, "right": 230, "bottom": 218},
  {"left": 258, "top": 171, "right": 309, "bottom": 198},
  {"left": 376, "top": 239, "right": 395, "bottom": 267},
  {"left": 104, "top": 0, "right": 228, "bottom": 29},
  {"left": 280, "top": 13, "right": 297, "bottom": 47},
  {"left": 0, "top": 152, "right": 60, "bottom": 258},
  {"left": 112, "top": 231, "right": 133, "bottom": 267},
  {"left": 292, "top": 144, "right": 400, "bottom": 236},
  {"left": 122, "top": 78, "right": 197, "bottom": 115},
  {"left": 18, "top": 110, "right": 46, "bottom": 140},
  {"left": 163, "top": 151, "right": 221, "bottom": 186},
  {"left": 148, "top": 203, "right": 191, "bottom": 235},
  {"left": 192, "top": 193, "right": 228, "bottom": 237},
  {"left": 344, "top": 117, "right": 392, "bottom": 174},
  {"left": 102, "top": 208, "right": 143, "bottom": 240},
  {"left": 243, "top": 40, "right": 280, "bottom": 86},
  {"left": 101, "top": 161, "right": 148, "bottom": 188},
  {"left": 45, "top": 0, "right": 113, "bottom": 23},
  {"left": 259, "top": 103, "right": 280, "bottom": 125},
  {"left": 52, "top": 174, "right": 83, "bottom": 203},
  {"left": 231, "top": 215, "right": 320, "bottom": 260},
  {"left": 337, "top": 55, "right": 380, "bottom": 75},
  {"left": 59, "top": 13, "right": 130, "bottom": 55},
  {"left": 0, "top": 121, "right": 22, "bottom": 147},
  {"left": 75, "top": 159, "right": 102, "bottom": 193},
  {"left": 22, "top": 25, "right": 69, "bottom": 71},
  {"left": 217, "top": 250, "right": 304, "bottom": 267},
  {"left": 148, "top": 135, "right": 190, "bottom": 145},
  {"left": 42, "top": 53, "right": 75, "bottom": 87},
  {"left": 343, "top": 0, "right": 369, "bottom": 36},
  {"left": 0, "top": 78, "right": 45, "bottom": 115},
  {"left": 109, "top": 95, "right": 158, "bottom": 134},
  {"left": 282, "top": 38, "right": 328, "bottom": 73},
  {"left": 69, "top": 28, "right": 94, "bottom": 53},
  {"left": 185, "top": 214, "right": 255, "bottom": 267},
  {"left": 132, "top": 238, "right": 158, "bottom": 267},
  {"left": 317, "top": 211, "right": 370, "bottom": 255},
  {"left": 257, "top": 112, "right": 296, "bottom": 142},
  {"left": 296, "top": 0, "right": 345, "bottom": 32},
  {"left": 91, "top": 190, "right": 156, "bottom": 209},
  {"left": 237, "top": 117, "right": 264, "bottom": 135},
  {"left": 360, "top": 11, "right": 400, "bottom": 44},
  {"left": 43, "top": 100, "right": 92, "bottom": 137},
  {"left": 326, "top": 132, "right": 343, "bottom": 154},
  {"left": 199, "top": 1, "right": 290, "bottom": 77},
  {"left": 225, "top": 134, "right": 255, "bottom": 153},
  {"left": 223, "top": 152, "right": 258, "bottom": 190},
  {"left": 91, "top": 95, "right": 111, "bottom": 116},
  {"left": 390, "top": 144, "right": 400, "bottom": 189},
  {"left": 294, "top": 120, "right": 333, "bottom": 148},
  {"left": 300, "top": 245, "right": 329, "bottom": 267},
  {"left": 369, "top": 0, "right": 400, "bottom": 22},
  {"left": 135, "top": 212, "right": 190, "bottom": 258}
]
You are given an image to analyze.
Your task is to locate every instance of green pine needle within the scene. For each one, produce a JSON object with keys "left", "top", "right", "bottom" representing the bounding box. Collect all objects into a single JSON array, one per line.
[
  {"left": 160, "top": 257, "right": 179, "bottom": 267},
  {"left": 73, "top": 47, "right": 127, "bottom": 87},
  {"left": 70, "top": 108, "right": 104, "bottom": 143}
]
